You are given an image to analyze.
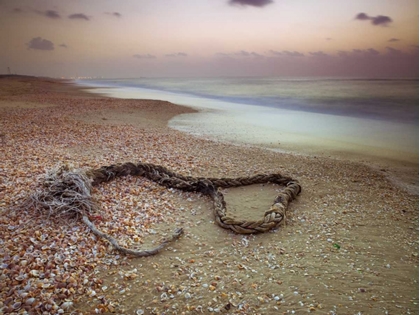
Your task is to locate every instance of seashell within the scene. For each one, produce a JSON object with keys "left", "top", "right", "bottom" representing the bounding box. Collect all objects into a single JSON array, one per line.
[
  {"left": 12, "top": 302, "right": 22, "bottom": 310},
  {"left": 56, "top": 282, "right": 66, "bottom": 289},
  {"left": 23, "top": 281, "right": 32, "bottom": 291},
  {"left": 68, "top": 276, "right": 77, "bottom": 284},
  {"left": 29, "top": 270, "right": 39, "bottom": 277},
  {"left": 88, "top": 289, "right": 96, "bottom": 297},
  {"left": 15, "top": 275, "right": 26, "bottom": 281},
  {"left": 160, "top": 292, "right": 168, "bottom": 301},
  {"left": 136, "top": 309, "right": 144, "bottom": 315},
  {"left": 25, "top": 298, "right": 35, "bottom": 305},
  {"left": 61, "top": 301, "right": 73, "bottom": 310}
]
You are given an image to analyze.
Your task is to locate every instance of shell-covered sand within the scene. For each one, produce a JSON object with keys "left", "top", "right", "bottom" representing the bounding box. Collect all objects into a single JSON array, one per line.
[{"left": 0, "top": 76, "right": 418, "bottom": 314}]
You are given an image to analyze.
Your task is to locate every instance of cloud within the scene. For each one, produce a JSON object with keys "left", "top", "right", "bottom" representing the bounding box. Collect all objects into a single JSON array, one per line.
[
  {"left": 269, "top": 50, "right": 282, "bottom": 56},
  {"left": 337, "top": 50, "right": 349, "bottom": 58},
  {"left": 385, "top": 47, "right": 403, "bottom": 56},
  {"left": 229, "top": 0, "right": 273, "bottom": 7},
  {"left": 234, "top": 50, "right": 251, "bottom": 56},
  {"left": 388, "top": 38, "right": 400, "bottom": 42},
  {"left": 305, "top": 48, "right": 417, "bottom": 77},
  {"left": 12, "top": 7, "right": 23, "bottom": 13},
  {"left": 365, "top": 48, "right": 380, "bottom": 56},
  {"left": 133, "top": 54, "right": 156, "bottom": 59},
  {"left": 59, "top": 44, "right": 68, "bottom": 48},
  {"left": 371, "top": 15, "right": 392, "bottom": 26},
  {"left": 354, "top": 48, "right": 380, "bottom": 56},
  {"left": 214, "top": 52, "right": 232, "bottom": 59},
  {"left": 165, "top": 52, "right": 188, "bottom": 57},
  {"left": 105, "top": 12, "right": 122, "bottom": 18},
  {"left": 355, "top": 12, "right": 370, "bottom": 20},
  {"left": 338, "top": 48, "right": 380, "bottom": 58},
  {"left": 234, "top": 50, "right": 264, "bottom": 58},
  {"left": 270, "top": 50, "right": 304, "bottom": 57},
  {"left": 355, "top": 12, "right": 392, "bottom": 26},
  {"left": 217, "top": 50, "right": 264, "bottom": 58},
  {"left": 283, "top": 50, "right": 305, "bottom": 57},
  {"left": 27, "top": 37, "right": 54, "bottom": 51},
  {"left": 68, "top": 13, "right": 90, "bottom": 21},
  {"left": 43, "top": 10, "right": 61, "bottom": 19},
  {"left": 309, "top": 51, "right": 330, "bottom": 58}
]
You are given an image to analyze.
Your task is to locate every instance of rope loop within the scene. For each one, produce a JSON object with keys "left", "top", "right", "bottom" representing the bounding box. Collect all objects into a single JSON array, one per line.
[
  {"left": 29, "top": 162, "right": 301, "bottom": 257},
  {"left": 88, "top": 162, "right": 301, "bottom": 234}
]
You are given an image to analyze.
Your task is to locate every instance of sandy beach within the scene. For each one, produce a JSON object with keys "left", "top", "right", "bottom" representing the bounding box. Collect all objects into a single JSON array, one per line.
[{"left": 0, "top": 76, "right": 418, "bottom": 314}]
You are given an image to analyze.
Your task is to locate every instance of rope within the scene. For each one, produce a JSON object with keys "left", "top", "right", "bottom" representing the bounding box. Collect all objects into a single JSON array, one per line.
[
  {"left": 86, "top": 162, "right": 301, "bottom": 234},
  {"left": 82, "top": 215, "right": 183, "bottom": 257},
  {"left": 27, "top": 162, "right": 301, "bottom": 257}
]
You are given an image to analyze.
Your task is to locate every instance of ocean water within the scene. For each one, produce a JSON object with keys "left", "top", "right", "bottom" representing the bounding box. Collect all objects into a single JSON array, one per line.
[
  {"left": 77, "top": 77, "right": 419, "bottom": 163},
  {"left": 81, "top": 77, "right": 419, "bottom": 124}
]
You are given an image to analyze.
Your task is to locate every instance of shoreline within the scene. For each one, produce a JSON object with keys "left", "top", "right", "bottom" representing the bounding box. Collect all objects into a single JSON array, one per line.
[
  {"left": 0, "top": 76, "right": 418, "bottom": 314},
  {"left": 78, "top": 80, "right": 419, "bottom": 195}
]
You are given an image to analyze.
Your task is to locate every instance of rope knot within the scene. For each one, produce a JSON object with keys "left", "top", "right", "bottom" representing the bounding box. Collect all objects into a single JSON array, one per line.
[{"left": 196, "top": 179, "right": 216, "bottom": 195}]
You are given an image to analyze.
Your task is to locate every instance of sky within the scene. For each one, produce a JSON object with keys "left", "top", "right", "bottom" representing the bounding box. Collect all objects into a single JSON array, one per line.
[{"left": 0, "top": 0, "right": 418, "bottom": 78}]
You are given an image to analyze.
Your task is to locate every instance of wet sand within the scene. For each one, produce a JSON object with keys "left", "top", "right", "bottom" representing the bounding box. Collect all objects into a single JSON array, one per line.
[{"left": 0, "top": 76, "right": 418, "bottom": 314}]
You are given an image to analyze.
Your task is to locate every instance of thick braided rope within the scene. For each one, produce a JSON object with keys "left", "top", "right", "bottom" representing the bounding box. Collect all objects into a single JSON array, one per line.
[{"left": 86, "top": 162, "right": 301, "bottom": 235}]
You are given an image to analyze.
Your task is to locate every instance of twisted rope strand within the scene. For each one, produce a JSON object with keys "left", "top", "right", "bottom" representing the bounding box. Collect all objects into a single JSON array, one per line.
[
  {"left": 82, "top": 216, "right": 183, "bottom": 257},
  {"left": 87, "top": 162, "right": 301, "bottom": 235},
  {"left": 29, "top": 162, "right": 301, "bottom": 257}
]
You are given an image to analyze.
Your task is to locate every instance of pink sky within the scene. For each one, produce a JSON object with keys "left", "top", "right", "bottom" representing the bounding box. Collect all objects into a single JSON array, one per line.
[{"left": 1, "top": 0, "right": 418, "bottom": 78}]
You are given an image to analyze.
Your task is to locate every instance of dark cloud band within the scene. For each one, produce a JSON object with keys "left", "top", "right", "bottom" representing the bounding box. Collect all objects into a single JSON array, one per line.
[
  {"left": 44, "top": 10, "right": 60, "bottom": 19},
  {"left": 68, "top": 13, "right": 90, "bottom": 21},
  {"left": 270, "top": 50, "right": 305, "bottom": 57},
  {"left": 165, "top": 52, "right": 188, "bottom": 57},
  {"left": 229, "top": 0, "right": 273, "bottom": 7}
]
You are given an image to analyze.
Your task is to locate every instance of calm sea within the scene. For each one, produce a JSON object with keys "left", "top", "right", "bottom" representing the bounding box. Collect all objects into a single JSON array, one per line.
[
  {"left": 78, "top": 77, "right": 419, "bottom": 163},
  {"left": 80, "top": 77, "right": 419, "bottom": 124}
]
